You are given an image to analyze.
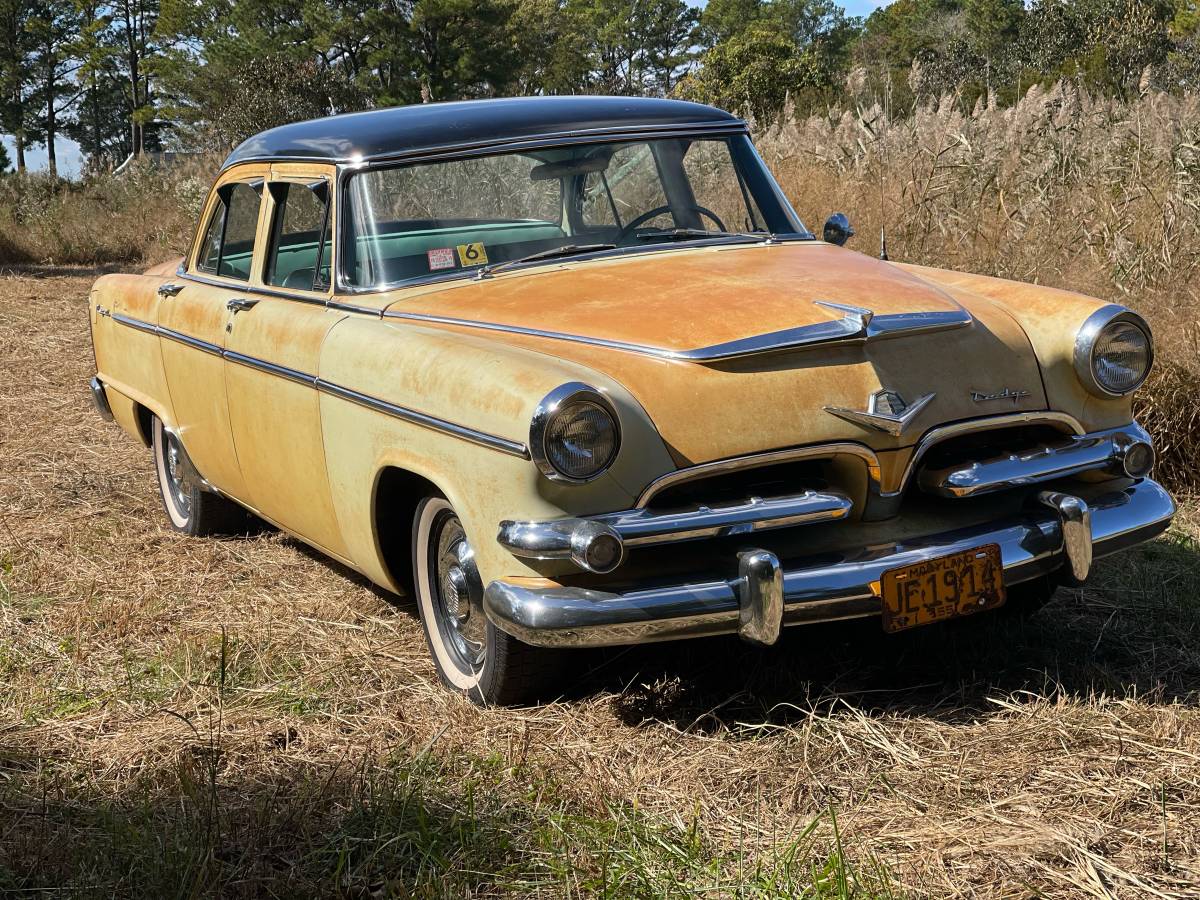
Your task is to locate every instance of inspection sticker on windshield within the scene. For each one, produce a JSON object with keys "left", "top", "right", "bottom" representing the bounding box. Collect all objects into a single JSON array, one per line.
[
  {"left": 427, "top": 247, "right": 456, "bottom": 271},
  {"left": 457, "top": 242, "right": 488, "bottom": 267}
]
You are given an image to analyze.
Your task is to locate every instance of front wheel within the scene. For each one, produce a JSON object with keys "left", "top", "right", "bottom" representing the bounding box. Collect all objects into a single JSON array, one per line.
[
  {"left": 412, "top": 496, "right": 563, "bottom": 706},
  {"left": 152, "top": 416, "right": 251, "bottom": 536}
]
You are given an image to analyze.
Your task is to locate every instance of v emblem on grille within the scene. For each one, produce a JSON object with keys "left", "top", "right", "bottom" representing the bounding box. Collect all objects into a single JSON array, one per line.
[{"left": 825, "top": 390, "right": 935, "bottom": 437}]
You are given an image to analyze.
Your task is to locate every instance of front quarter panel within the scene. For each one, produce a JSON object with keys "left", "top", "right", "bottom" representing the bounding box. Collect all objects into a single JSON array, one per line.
[
  {"left": 899, "top": 265, "right": 1137, "bottom": 431},
  {"left": 317, "top": 316, "right": 676, "bottom": 589}
]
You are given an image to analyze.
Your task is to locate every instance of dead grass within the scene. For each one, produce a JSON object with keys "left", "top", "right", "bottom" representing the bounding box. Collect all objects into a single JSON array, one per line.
[{"left": 2, "top": 271, "right": 1199, "bottom": 896}]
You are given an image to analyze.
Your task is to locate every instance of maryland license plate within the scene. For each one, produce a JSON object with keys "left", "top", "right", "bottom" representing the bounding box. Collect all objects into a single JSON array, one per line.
[{"left": 880, "top": 545, "right": 1005, "bottom": 633}]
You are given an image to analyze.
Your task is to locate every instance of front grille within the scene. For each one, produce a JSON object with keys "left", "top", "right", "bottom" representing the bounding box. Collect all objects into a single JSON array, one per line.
[{"left": 643, "top": 459, "right": 830, "bottom": 511}]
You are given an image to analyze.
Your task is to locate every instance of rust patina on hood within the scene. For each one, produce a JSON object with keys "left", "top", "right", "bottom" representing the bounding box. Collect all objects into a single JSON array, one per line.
[{"left": 382, "top": 241, "right": 1049, "bottom": 466}]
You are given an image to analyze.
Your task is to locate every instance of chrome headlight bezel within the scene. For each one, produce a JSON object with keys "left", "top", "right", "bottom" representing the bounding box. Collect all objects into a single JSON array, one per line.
[
  {"left": 1073, "top": 305, "right": 1154, "bottom": 398},
  {"left": 530, "top": 382, "right": 621, "bottom": 483}
]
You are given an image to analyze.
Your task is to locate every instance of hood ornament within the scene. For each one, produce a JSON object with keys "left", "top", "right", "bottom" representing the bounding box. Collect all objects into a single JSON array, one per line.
[{"left": 825, "top": 390, "right": 935, "bottom": 437}]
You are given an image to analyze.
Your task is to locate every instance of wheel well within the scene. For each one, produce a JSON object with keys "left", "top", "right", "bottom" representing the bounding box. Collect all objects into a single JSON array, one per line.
[
  {"left": 374, "top": 467, "right": 441, "bottom": 598},
  {"left": 133, "top": 402, "right": 154, "bottom": 447}
]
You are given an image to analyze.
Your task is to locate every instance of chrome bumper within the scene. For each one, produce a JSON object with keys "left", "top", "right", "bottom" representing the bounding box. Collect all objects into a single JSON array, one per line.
[
  {"left": 483, "top": 479, "right": 1175, "bottom": 649},
  {"left": 90, "top": 376, "right": 114, "bottom": 422}
]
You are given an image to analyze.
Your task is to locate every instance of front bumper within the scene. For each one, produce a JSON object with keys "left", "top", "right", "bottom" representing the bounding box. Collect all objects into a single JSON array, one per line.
[{"left": 483, "top": 478, "right": 1175, "bottom": 648}]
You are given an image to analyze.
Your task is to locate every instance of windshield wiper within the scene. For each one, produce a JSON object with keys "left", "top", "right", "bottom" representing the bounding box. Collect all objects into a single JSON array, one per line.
[
  {"left": 636, "top": 228, "right": 774, "bottom": 243},
  {"left": 476, "top": 243, "right": 616, "bottom": 279}
]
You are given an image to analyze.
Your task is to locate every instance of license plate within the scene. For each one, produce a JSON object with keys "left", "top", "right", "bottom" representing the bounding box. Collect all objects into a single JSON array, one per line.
[{"left": 880, "top": 545, "right": 1005, "bottom": 633}]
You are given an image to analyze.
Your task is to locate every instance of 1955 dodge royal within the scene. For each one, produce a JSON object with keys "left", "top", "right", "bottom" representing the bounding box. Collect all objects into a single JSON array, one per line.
[{"left": 88, "top": 96, "right": 1175, "bottom": 704}]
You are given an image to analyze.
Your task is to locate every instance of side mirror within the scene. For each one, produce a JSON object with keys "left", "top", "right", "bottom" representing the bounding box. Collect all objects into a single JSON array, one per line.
[{"left": 823, "top": 213, "right": 855, "bottom": 246}]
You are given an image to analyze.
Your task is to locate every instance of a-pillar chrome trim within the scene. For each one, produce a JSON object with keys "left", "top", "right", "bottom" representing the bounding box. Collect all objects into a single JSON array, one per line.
[{"left": 483, "top": 479, "right": 1175, "bottom": 648}]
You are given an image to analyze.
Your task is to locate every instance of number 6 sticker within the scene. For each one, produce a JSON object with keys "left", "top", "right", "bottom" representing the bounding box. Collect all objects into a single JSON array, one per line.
[{"left": 457, "top": 242, "right": 488, "bottom": 266}]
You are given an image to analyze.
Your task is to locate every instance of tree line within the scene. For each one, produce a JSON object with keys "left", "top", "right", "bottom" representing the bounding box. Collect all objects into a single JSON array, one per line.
[{"left": 2, "top": 0, "right": 1199, "bottom": 177}]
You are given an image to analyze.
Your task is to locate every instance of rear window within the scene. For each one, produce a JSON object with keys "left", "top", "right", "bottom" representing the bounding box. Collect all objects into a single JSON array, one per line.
[{"left": 195, "top": 181, "right": 262, "bottom": 281}]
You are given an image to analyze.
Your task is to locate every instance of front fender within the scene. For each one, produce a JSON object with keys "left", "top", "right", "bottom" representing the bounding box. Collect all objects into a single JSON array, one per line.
[
  {"left": 899, "top": 264, "right": 1137, "bottom": 431},
  {"left": 317, "top": 315, "right": 677, "bottom": 586}
]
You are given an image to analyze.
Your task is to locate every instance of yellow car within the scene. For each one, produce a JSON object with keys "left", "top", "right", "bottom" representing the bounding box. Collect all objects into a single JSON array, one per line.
[{"left": 88, "top": 96, "right": 1175, "bottom": 704}]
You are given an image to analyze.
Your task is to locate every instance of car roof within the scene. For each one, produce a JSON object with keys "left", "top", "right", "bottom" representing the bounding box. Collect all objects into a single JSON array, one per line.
[{"left": 222, "top": 96, "right": 746, "bottom": 169}]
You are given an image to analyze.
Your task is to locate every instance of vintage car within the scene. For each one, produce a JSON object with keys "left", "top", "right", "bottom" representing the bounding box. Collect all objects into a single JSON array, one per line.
[{"left": 88, "top": 96, "right": 1175, "bottom": 704}]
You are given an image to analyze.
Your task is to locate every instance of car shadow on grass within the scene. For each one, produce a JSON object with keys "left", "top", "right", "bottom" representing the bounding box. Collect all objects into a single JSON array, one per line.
[{"left": 582, "top": 532, "right": 1200, "bottom": 733}]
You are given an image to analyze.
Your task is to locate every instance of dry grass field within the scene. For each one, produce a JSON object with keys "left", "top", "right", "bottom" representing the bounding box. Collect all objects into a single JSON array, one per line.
[{"left": 2, "top": 267, "right": 1200, "bottom": 898}]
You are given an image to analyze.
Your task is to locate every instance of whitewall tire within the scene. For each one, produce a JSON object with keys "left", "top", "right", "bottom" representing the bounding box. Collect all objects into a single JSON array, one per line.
[{"left": 412, "top": 495, "right": 562, "bottom": 705}]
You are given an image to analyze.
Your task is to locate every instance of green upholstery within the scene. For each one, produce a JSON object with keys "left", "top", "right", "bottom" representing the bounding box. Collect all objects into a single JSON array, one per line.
[
  {"left": 217, "top": 250, "right": 253, "bottom": 281},
  {"left": 355, "top": 220, "right": 566, "bottom": 282}
]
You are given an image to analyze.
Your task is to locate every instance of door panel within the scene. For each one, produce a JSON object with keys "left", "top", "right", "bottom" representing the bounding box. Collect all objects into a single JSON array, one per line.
[
  {"left": 224, "top": 298, "right": 350, "bottom": 558},
  {"left": 158, "top": 167, "right": 268, "bottom": 500},
  {"left": 157, "top": 282, "right": 246, "bottom": 498}
]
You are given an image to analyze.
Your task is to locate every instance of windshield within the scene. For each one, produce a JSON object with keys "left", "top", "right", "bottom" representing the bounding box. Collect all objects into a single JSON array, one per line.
[{"left": 342, "top": 134, "right": 807, "bottom": 288}]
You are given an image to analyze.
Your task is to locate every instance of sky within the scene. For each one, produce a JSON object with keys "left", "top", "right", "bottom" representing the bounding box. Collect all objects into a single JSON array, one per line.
[{"left": 3, "top": 0, "right": 890, "bottom": 177}]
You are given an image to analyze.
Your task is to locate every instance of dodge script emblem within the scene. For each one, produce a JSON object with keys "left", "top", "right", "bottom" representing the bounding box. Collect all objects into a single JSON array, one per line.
[
  {"left": 970, "top": 387, "right": 1031, "bottom": 404},
  {"left": 825, "top": 390, "right": 935, "bottom": 437}
]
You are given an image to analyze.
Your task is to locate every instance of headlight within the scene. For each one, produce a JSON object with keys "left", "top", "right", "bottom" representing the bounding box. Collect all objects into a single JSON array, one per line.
[
  {"left": 1073, "top": 306, "right": 1154, "bottom": 397},
  {"left": 530, "top": 383, "right": 620, "bottom": 483}
]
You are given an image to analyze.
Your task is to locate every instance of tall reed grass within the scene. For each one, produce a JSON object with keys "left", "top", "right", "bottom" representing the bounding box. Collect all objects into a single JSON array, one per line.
[
  {"left": 2, "top": 83, "right": 1195, "bottom": 486},
  {"left": 762, "top": 80, "right": 1200, "bottom": 488}
]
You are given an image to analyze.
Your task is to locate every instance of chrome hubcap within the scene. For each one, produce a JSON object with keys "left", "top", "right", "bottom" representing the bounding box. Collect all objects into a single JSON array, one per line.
[
  {"left": 163, "top": 432, "right": 192, "bottom": 518},
  {"left": 432, "top": 514, "right": 486, "bottom": 672}
]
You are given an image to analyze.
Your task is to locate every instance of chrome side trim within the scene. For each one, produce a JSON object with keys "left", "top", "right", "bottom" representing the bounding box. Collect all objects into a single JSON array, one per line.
[
  {"left": 484, "top": 479, "right": 1175, "bottom": 648},
  {"left": 315, "top": 380, "right": 529, "bottom": 458},
  {"left": 177, "top": 272, "right": 382, "bottom": 317},
  {"left": 918, "top": 423, "right": 1153, "bottom": 499},
  {"left": 109, "top": 311, "right": 528, "bottom": 458},
  {"left": 383, "top": 302, "right": 973, "bottom": 364},
  {"left": 498, "top": 490, "right": 852, "bottom": 566},
  {"left": 110, "top": 311, "right": 159, "bottom": 336},
  {"left": 634, "top": 443, "right": 881, "bottom": 508},
  {"left": 224, "top": 350, "right": 317, "bottom": 387}
]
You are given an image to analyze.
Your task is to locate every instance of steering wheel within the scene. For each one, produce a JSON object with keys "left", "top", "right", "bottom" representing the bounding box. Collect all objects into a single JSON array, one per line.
[{"left": 616, "top": 204, "right": 728, "bottom": 243}]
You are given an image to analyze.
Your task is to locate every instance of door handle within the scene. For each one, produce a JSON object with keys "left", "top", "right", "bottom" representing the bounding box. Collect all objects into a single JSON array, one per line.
[
  {"left": 157, "top": 282, "right": 185, "bottom": 297},
  {"left": 226, "top": 297, "right": 259, "bottom": 312}
]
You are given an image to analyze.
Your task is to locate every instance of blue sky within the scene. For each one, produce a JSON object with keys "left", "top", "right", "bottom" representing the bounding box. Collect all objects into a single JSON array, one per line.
[{"left": 4, "top": 0, "right": 891, "bottom": 177}]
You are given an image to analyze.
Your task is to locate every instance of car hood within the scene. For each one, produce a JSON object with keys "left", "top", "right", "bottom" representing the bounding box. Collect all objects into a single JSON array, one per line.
[{"left": 382, "top": 241, "right": 1049, "bottom": 465}]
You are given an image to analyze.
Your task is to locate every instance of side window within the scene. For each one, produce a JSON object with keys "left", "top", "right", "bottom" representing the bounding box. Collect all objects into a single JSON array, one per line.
[
  {"left": 194, "top": 181, "right": 262, "bottom": 280},
  {"left": 219, "top": 183, "right": 261, "bottom": 280},
  {"left": 196, "top": 201, "right": 225, "bottom": 274},
  {"left": 680, "top": 140, "right": 766, "bottom": 233},
  {"left": 266, "top": 181, "right": 330, "bottom": 290}
]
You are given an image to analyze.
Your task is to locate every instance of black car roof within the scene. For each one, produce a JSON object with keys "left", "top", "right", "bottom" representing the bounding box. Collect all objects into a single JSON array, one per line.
[{"left": 222, "top": 96, "right": 745, "bottom": 169}]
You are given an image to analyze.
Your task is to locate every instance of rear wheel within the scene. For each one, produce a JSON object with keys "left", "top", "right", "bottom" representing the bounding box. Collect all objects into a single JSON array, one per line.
[
  {"left": 152, "top": 416, "right": 250, "bottom": 536},
  {"left": 412, "top": 496, "right": 562, "bottom": 706}
]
